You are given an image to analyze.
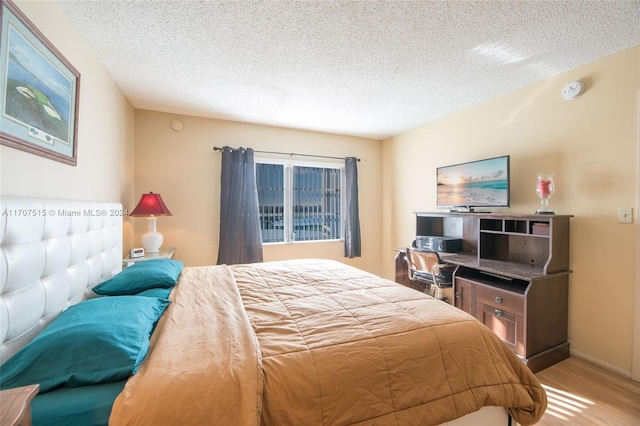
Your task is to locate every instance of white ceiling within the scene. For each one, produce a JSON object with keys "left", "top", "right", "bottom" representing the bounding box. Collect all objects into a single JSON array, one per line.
[{"left": 55, "top": 0, "right": 640, "bottom": 140}]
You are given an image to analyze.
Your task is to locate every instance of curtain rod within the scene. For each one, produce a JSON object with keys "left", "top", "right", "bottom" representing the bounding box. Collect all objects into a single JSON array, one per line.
[{"left": 213, "top": 146, "right": 360, "bottom": 162}]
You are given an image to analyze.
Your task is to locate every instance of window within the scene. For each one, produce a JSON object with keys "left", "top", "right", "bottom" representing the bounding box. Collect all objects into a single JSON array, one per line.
[{"left": 256, "top": 160, "right": 344, "bottom": 243}]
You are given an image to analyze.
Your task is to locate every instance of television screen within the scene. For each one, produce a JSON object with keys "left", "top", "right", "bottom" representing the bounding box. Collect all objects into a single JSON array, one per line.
[{"left": 436, "top": 155, "right": 510, "bottom": 211}]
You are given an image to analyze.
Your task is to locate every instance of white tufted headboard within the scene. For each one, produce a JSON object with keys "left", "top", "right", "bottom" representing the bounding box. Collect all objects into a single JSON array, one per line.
[{"left": 0, "top": 198, "right": 123, "bottom": 362}]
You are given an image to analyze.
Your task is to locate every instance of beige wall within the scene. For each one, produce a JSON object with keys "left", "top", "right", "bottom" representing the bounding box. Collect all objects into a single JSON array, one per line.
[
  {"left": 0, "top": 0, "right": 136, "bottom": 248},
  {"left": 383, "top": 46, "right": 640, "bottom": 375},
  {"left": 133, "top": 110, "right": 383, "bottom": 274}
]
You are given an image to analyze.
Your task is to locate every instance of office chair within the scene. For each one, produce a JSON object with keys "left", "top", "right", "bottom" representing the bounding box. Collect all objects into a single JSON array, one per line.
[{"left": 405, "top": 247, "right": 453, "bottom": 303}]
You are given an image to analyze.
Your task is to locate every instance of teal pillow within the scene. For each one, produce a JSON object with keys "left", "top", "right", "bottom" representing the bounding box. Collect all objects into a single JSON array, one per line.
[
  {"left": 93, "top": 259, "right": 184, "bottom": 296},
  {"left": 0, "top": 296, "right": 170, "bottom": 393},
  {"left": 136, "top": 287, "right": 172, "bottom": 299}
]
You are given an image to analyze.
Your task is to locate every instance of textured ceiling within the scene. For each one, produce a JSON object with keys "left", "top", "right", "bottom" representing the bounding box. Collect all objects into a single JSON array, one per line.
[{"left": 55, "top": 0, "right": 640, "bottom": 139}]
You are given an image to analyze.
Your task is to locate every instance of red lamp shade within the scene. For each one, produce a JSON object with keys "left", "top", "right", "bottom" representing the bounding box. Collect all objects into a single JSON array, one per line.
[{"left": 130, "top": 192, "right": 172, "bottom": 217}]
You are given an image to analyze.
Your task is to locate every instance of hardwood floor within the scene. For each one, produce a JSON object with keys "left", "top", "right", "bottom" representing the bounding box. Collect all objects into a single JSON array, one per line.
[{"left": 534, "top": 357, "right": 640, "bottom": 425}]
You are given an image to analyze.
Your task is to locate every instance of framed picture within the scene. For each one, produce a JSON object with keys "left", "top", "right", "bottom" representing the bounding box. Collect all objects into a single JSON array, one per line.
[{"left": 0, "top": 0, "right": 80, "bottom": 166}]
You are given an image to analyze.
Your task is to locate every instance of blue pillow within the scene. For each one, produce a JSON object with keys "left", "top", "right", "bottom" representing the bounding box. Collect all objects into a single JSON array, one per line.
[
  {"left": 0, "top": 296, "right": 170, "bottom": 393},
  {"left": 136, "top": 287, "right": 172, "bottom": 299},
  {"left": 93, "top": 259, "right": 184, "bottom": 296}
]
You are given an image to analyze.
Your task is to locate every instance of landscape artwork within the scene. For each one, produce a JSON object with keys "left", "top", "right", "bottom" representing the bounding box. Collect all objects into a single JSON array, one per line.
[
  {"left": 0, "top": 0, "right": 80, "bottom": 165},
  {"left": 437, "top": 156, "right": 509, "bottom": 208}
]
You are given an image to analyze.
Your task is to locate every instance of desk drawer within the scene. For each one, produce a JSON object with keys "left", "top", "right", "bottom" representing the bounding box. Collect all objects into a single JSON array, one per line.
[
  {"left": 477, "top": 302, "right": 523, "bottom": 354},
  {"left": 477, "top": 285, "right": 524, "bottom": 316}
]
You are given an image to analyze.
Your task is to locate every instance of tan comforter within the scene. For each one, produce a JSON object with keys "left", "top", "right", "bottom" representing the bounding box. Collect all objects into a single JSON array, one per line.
[
  {"left": 110, "top": 259, "right": 546, "bottom": 425},
  {"left": 109, "top": 266, "right": 263, "bottom": 425}
]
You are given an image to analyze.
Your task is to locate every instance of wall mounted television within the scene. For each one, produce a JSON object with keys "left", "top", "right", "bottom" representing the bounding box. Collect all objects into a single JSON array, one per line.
[{"left": 436, "top": 155, "right": 510, "bottom": 212}]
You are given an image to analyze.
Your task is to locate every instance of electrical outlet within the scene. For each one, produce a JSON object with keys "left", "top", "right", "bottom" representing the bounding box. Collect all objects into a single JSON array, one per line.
[{"left": 618, "top": 208, "right": 633, "bottom": 224}]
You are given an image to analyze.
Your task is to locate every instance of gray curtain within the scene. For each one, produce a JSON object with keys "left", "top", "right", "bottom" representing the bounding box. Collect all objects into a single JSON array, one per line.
[
  {"left": 344, "top": 157, "right": 361, "bottom": 258},
  {"left": 217, "top": 147, "right": 263, "bottom": 265}
]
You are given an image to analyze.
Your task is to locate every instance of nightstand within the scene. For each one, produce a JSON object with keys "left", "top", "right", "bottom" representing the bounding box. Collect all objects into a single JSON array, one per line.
[
  {"left": 123, "top": 247, "right": 176, "bottom": 268},
  {"left": 0, "top": 384, "right": 39, "bottom": 426}
]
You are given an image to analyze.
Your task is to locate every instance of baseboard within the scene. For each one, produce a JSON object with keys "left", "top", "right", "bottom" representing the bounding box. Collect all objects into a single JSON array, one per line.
[
  {"left": 526, "top": 342, "right": 570, "bottom": 373},
  {"left": 570, "top": 349, "right": 632, "bottom": 379}
]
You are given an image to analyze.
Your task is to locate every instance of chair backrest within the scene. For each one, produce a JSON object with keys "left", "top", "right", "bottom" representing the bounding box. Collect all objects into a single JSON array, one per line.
[
  {"left": 406, "top": 248, "right": 441, "bottom": 277},
  {"left": 406, "top": 247, "right": 453, "bottom": 287}
]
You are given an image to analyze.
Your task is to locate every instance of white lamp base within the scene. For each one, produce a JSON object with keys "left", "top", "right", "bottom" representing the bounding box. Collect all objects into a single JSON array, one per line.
[{"left": 141, "top": 217, "right": 163, "bottom": 253}]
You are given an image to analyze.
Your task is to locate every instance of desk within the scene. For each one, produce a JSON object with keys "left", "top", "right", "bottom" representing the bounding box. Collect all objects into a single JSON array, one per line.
[
  {"left": 399, "top": 212, "right": 573, "bottom": 372},
  {"left": 0, "top": 384, "right": 39, "bottom": 426}
]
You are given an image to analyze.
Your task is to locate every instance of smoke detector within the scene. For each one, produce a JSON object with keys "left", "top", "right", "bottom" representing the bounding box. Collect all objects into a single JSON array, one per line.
[{"left": 561, "top": 81, "right": 585, "bottom": 100}]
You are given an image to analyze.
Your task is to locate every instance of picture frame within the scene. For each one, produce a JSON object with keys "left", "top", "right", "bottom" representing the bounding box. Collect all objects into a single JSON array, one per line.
[{"left": 0, "top": 0, "right": 80, "bottom": 166}]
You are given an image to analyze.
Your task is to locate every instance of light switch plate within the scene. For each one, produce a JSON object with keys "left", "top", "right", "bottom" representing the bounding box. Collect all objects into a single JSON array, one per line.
[{"left": 618, "top": 208, "right": 633, "bottom": 224}]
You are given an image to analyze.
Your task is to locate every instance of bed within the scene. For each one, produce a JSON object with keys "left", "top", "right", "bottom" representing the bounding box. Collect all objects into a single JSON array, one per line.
[{"left": 0, "top": 197, "right": 547, "bottom": 425}]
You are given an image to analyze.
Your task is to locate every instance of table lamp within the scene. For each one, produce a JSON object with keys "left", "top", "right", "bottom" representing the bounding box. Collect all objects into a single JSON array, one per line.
[{"left": 130, "top": 192, "right": 172, "bottom": 253}]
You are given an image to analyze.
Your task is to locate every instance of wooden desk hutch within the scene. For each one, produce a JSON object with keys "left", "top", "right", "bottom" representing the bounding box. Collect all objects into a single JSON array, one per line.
[{"left": 395, "top": 212, "right": 572, "bottom": 373}]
